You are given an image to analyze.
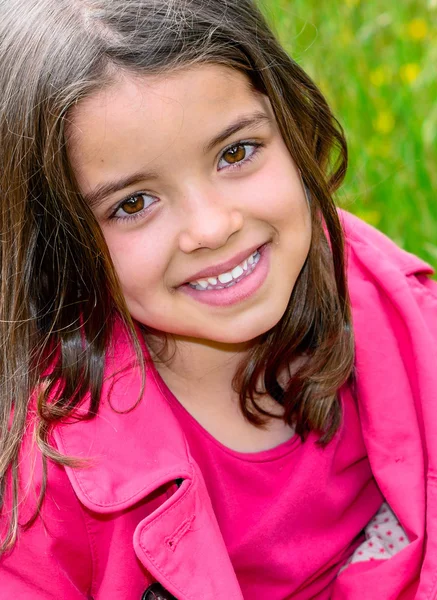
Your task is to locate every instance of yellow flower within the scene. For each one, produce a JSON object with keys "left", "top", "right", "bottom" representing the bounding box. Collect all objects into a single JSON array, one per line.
[
  {"left": 407, "top": 18, "right": 428, "bottom": 40},
  {"left": 400, "top": 63, "right": 421, "bottom": 84},
  {"left": 374, "top": 111, "right": 395, "bottom": 134},
  {"left": 340, "top": 28, "right": 354, "bottom": 45},
  {"left": 370, "top": 67, "right": 387, "bottom": 87}
]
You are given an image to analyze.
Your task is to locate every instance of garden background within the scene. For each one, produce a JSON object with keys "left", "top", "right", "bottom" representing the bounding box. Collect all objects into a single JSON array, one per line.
[{"left": 264, "top": 0, "right": 436, "bottom": 269}]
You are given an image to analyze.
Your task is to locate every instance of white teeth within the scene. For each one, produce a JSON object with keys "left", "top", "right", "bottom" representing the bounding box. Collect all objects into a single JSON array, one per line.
[
  {"left": 218, "top": 272, "right": 233, "bottom": 284},
  {"left": 188, "top": 248, "right": 261, "bottom": 290},
  {"left": 232, "top": 265, "right": 244, "bottom": 279}
]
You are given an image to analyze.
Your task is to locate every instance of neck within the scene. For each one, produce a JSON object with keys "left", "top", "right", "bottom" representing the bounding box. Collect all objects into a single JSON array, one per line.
[
  {"left": 145, "top": 331, "right": 294, "bottom": 452},
  {"left": 146, "top": 333, "right": 255, "bottom": 405}
]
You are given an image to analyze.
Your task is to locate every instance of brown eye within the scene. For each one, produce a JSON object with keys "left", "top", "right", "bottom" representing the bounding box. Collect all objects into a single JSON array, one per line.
[
  {"left": 112, "top": 193, "right": 157, "bottom": 221},
  {"left": 223, "top": 144, "right": 246, "bottom": 164},
  {"left": 120, "top": 195, "right": 145, "bottom": 214},
  {"left": 217, "top": 142, "right": 261, "bottom": 171}
]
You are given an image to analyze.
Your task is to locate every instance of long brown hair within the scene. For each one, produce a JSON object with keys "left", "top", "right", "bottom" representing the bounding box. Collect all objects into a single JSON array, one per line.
[{"left": 0, "top": 0, "right": 353, "bottom": 550}]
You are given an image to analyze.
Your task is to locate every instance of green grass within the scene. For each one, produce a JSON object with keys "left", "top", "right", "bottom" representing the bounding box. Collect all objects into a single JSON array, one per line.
[{"left": 262, "top": 0, "right": 437, "bottom": 270}]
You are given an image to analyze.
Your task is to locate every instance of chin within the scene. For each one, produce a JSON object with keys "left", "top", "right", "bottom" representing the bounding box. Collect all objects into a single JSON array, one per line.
[{"left": 196, "top": 317, "right": 283, "bottom": 345}]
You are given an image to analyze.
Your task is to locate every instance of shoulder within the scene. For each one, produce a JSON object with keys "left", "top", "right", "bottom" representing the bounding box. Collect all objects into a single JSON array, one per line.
[
  {"left": 338, "top": 209, "right": 436, "bottom": 314},
  {"left": 338, "top": 209, "right": 437, "bottom": 353},
  {"left": 338, "top": 209, "right": 434, "bottom": 280},
  {"left": 338, "top": 209, "right": 437, "bottom": 356}
]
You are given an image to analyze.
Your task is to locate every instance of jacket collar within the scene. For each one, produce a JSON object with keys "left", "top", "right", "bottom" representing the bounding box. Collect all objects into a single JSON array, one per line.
[{"left": 53, "top": 325, "right": 193, "bottom": 513}]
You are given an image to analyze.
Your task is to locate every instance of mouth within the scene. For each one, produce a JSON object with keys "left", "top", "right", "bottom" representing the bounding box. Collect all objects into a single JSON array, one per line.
[
  {"left": 179, "top": 243, "right": 270, "bottom": 307},
  {"left": 187, "top": 247, "right": 261, "bottom": 291}
]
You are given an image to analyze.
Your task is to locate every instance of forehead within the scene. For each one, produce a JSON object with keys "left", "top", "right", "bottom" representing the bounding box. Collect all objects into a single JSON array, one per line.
[{"left": 67, "top": 64, "right": 268, "bottom": 172}]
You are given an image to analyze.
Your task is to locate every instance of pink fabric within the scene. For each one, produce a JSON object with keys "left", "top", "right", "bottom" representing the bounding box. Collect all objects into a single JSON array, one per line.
[
  {"left": 332, "top": 212, "right": 437, "bottom": 600},
  {"left": 164, "top": 381, "right": 383, "bottom": 599},
  {"left": 1, "top": 210, "right": 436, "bottom": 599}
]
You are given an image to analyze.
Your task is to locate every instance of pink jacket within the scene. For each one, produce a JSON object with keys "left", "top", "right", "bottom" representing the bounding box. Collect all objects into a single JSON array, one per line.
[{"left": 1, "top": 210, "right": 436, "bottom": 600}]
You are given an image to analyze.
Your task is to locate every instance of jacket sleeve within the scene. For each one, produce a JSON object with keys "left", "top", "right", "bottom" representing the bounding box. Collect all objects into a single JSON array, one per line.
[{"left": 0, "top": 433, "right": 93, "bottom": 599}]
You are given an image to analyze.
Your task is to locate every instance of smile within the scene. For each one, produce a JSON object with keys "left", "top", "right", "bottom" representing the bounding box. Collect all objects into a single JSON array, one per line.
[
  {"left": 180, "top": 244, "right": 270, "bottom": 308},
  {"left": 188, "top": 249, "right": 261, "bottom": 291}
]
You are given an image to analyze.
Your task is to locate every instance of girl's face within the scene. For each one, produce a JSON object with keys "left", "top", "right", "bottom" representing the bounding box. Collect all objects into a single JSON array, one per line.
[{"left": 68, "top": 64, "right": 311, "bottom": 344}]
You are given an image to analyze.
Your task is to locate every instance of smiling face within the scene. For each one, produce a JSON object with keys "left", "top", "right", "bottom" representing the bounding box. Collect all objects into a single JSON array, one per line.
[{"left": 68, "top": 64, "right": 311, "bottom": 346}]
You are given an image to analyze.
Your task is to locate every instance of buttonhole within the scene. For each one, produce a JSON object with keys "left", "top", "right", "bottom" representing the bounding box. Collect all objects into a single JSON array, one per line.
[{"left": 165, "top": 515, "right": 195, "bottom": 552}]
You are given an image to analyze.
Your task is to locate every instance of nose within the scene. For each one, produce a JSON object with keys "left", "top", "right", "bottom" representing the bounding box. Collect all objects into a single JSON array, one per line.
[{"left": 177, "top": 185, "right": 243, "bottom": 253}]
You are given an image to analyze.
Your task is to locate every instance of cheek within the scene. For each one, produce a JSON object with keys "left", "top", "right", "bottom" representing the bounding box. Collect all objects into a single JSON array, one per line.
[
  {"left": 102, "top": 228, "right": 168, "bottom": 294},
  {"left": 245, "top": 159, "right": 309, "bottom": 227}
]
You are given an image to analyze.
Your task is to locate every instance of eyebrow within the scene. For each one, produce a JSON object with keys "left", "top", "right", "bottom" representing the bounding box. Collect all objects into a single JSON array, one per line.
[
  {"left": 83, "top": 110, "right": 272, "bottom": 209},
  {"left": 83, "top": 170, "right": 160, "bottom": 209},
  {"left": 203, "top": 110, "right": 272, "bottom": 153}
]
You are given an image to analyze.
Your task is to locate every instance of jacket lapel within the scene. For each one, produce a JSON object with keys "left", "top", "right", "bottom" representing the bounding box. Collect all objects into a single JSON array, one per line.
[
  {"left": 134, "top": 463, "right": 244, "bottom": 599},
  {"left": 53, "top": 324, "right": 243, "bottom": 599}
]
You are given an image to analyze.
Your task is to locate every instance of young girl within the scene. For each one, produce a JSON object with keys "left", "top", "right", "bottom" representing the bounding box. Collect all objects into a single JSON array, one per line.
[{"left": 1, "top": 1, "right": 436, "bottom": 598}]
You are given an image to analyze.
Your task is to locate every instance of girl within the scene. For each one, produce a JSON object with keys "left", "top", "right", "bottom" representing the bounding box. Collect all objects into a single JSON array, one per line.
[{"left": 0, "top": 0, "right": 436, "bottom": 598}]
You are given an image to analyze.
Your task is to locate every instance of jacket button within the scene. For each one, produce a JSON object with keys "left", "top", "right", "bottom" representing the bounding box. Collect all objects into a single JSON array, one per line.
[{"left": 142, "top": 583, "right": 177, "bottom": 600}]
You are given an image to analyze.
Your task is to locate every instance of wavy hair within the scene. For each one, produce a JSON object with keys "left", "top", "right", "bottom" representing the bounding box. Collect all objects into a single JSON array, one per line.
[{"left": 0, "top": 0, "right": 353, "bottom": 550}]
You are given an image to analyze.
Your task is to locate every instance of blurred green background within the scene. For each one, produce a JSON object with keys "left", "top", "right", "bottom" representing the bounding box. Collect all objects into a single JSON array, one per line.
[{"left": 262, "top": 0, "right": 437, "bottom": 270}]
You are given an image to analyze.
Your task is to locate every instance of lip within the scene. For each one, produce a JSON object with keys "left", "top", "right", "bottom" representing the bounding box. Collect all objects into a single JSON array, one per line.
[
  {"left": 182, "top": 242, "right": 265, "bottom": 284},
  {"left": 179, "top": 243, "right": 270, "bottom": 307}
]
